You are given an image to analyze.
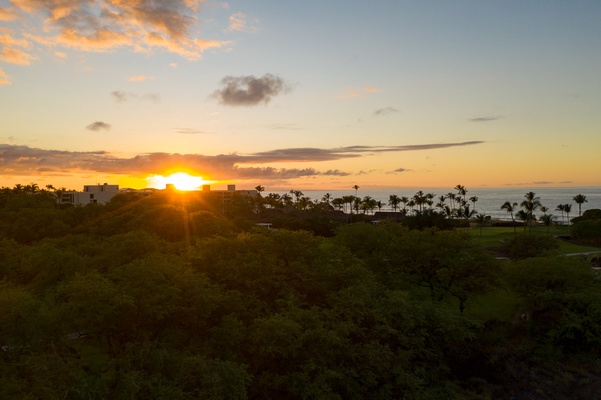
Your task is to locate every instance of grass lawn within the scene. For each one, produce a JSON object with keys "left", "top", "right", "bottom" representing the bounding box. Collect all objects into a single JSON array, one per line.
[{"left": 468, "top": 224, "right": 601, "bottom": 255}]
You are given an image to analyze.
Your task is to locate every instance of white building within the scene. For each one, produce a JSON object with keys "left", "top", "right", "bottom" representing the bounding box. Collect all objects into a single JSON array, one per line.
[{"left": 60, "top": 183, "right": 120, "bottom": 205}]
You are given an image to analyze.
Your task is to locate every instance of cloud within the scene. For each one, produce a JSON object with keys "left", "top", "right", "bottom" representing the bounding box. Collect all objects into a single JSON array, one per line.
[
  {"left": 374, "top": 107, "right": 400, "bottom": 116},
  {"left": 264, "top": 123, "right": 302, "bottom": 130},
  {"left": 0, "top": 32, "right": 36, "bottom": 65},
  {"left": 247, "top": 141, "right": 484, "bottom": 163},
  {"left": 469, "top": 115, "right": 504, "bottom": 122},
  {"left": 228, "top": 12, "right": 247, "bottom": 32},
  {"left": 0, "top": 68, "right": 10, "bottom": 85},
  {"left": 86, "top": 121, "right": 111, "bottom": 131},
  {"left": 174, "top": 128, "right": 206, "bottom": 134},
  {"left": 0, "top": 140, "right": 484, "bottom": 181},
  {"left": 212, "top": 74, "right": 291, "bottom": 106},
  {"left": 9, "top": 0, "right": 231, "bottom": 59},
  {"left": 111, "top": 90, "right": 160, "bottom": 102},
  {"left": 336, "top": 86, "right": 380, "bottom": 99},
  {"left": 391, "top": 167, "right": 411, "bottom": 173},
  {"left": 532, "top": 181, "right": 553, "bottom": 185},
  {"left": 129, "top": 75, "right": 149, "bottom": 82},
  {"left": 0, "top": 7, "right": 18, "bottom": 21}
]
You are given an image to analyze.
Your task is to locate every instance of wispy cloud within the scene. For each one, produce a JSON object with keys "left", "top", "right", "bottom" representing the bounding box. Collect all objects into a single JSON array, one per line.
[
  {"left": 129, "top": 75, "right": 150, "bottom": 82},
  {"left": 388, "top": 167, "right": 412, "bottom": 174},
  {"left": 0, "top": 141, "right": 485, "bottom": 181},
  {"left": 111, "top": 90, "right": 160, "bottom": 103},
  {"left": 336, "top": 86, "right": 380, "bottom": 99},
  {"left": 212, "top": 74, "right": 291, "bottom": 106},
  {"left": 469, "top": 115, "right": 504, "bottom": 122},
  {"left": 174, "top": 128, "right": 206, "bottom": 135},
  {"left": 264, "top": 123, "right": 302, "bottom": 130},
  {"left": 374, "top": 107, "right": 400, "bottom": 116},
  {"left": 86, "top": 121, "right": 111, "bottom": 131},
  {"left": 0, "top": 32, "right": 36, "bottom": 65},
  {"left": 8, "top": 0, "right": 231, "bottom": 59},
  {"left": 228, "top": 12, "right": 247, "bottom": 32},
  {"left": 0, "top": 68, "right": 10, "bottom": 85}
]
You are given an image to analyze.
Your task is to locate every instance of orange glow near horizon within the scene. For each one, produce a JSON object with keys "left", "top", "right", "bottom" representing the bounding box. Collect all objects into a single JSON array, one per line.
[{"left": 146, "top": 173, "right": 212, "bottom": 191}]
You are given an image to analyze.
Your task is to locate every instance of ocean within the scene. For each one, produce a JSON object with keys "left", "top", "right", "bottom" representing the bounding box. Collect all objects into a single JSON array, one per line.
[{"left": 265, "top": 187, "right": 601, "bottom": 222}]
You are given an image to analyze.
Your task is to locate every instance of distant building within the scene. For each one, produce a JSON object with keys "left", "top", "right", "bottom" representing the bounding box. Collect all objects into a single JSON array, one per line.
[{"left": 60, "top": 183, "right": 120, "bottom": 205}]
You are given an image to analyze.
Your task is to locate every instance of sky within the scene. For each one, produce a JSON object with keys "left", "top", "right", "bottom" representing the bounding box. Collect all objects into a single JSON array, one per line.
[{"left": 1, "top": 0, "right": 600, "bottom": 191}]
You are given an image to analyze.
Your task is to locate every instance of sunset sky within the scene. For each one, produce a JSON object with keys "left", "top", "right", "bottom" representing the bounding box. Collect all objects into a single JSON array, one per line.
[{"left": 1, "top": 1, "right": 600, "bottom": 191}]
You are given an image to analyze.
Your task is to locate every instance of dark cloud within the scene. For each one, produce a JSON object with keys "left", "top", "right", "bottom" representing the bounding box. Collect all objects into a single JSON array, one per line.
[
  {"left": 374, "top": 107, "right": 400, "bottom": 116},
  {"left": 0, "top": 140, "right": 484, "bottom": 181},
  {"left": 469, "top": 115, "right": 504, "bottom": 122},
  {"left": 111, "top": 91, "right": 129, "bottom": 102},
  {"left": 532, "top": 181, "right": 553, "bottom": 185},
  {"left": 212, "top": 74, "right": 290, "bottom": 106},
  {"left": 86, "top": 121, "right": 111, "bottom": 131},
  {"left": 392, "top": 167, "right": 410, "bottom": 173}
]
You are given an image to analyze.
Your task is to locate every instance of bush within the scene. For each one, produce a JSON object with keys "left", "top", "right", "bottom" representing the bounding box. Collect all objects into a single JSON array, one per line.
[
  {"left": 501, "top": 234, "right": 559, "bottom": 259},
  {"left": 571, "top": 219, "right": 601, "bottom": 245}
]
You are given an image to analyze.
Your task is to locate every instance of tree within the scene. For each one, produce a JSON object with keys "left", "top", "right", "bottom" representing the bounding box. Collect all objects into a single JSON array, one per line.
[
  {"left": 388, "top": 194, "right": 401, "bottom": 213},
  {"left": 573, "top": 194, "right": 587, "bottom": 216},
  {"left": 321, "top": 193, "right": 333, "bottom": 207},
  {"left": 454, "top": 184, "right": 467, "bottom": 205},
  {"left": 400, "top": 196, "right": 409, "bottom": 214},
  {"left": 475, "top": 214, "right": 491, "bottom": 240},
  {"left": 556, "top": 204, "right": 566, "bottom": 225},
  {"left": 255, "top": 185, "right": 265, "bottom": 196},
  {"left": 520, "top": 192, "right": 542, "bottom": 233},
  {"left": 563, "top": 203, "right": 572, "bottom": 225},
  {"left": 469, "top": 196, "right": 479, "bottom": 212},
  {"left": 539, "top": 213, "right": 555, "bottom": 233},
  {"left": 352, "top": 185, "right": 360, "bottom": 197},
  {"left": 501, "top": 201, "right": 519, "bottom": 236}
]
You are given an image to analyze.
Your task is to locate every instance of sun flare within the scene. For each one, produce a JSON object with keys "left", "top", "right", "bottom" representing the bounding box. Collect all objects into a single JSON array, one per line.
[{"left": 146, "top": 172, "right": 209, "bottom": 191}]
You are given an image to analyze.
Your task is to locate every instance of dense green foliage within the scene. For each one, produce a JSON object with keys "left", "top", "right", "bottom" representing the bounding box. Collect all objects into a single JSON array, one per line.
[
  {"left": 571, "top": 209, "right": 601, "bottom": 245},
  {"left": 1, "top": 188, "right": 600, "bottom": 399},
  {"left": 500, "top": 234, "right": 560, "bottom": 259}
]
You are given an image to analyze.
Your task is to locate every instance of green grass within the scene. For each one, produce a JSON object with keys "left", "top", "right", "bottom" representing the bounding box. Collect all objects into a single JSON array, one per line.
[{"left": 468, "top": 225, "right": 601, "bottom": 255}]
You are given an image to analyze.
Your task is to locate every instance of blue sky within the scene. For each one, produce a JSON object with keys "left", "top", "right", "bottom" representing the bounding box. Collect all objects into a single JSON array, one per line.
[{"left": 1, "top": 1, "right": 600, "bottom": 190}]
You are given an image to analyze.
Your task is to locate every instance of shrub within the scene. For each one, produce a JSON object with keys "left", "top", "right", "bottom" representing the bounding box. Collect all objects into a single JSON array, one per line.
[
  {"left": 571, "top": 219, "right": 601, "bottom": 245},
  {"left": 501, "top": 234, "right": 559, "bottom": 259}
]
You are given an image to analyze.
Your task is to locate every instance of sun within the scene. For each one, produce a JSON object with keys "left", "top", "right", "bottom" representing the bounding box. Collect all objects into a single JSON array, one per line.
[{"left": 146, "top": 172, "right": 209, "bottom": 191}]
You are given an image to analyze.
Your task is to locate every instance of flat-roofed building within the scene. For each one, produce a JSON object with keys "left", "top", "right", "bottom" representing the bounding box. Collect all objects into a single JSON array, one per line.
[{"left": 60, "top": 183, "right": 120, "bottom": 205}]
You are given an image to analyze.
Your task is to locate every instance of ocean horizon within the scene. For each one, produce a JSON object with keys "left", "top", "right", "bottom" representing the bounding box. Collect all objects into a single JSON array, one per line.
[{"left": 265, "top": 187, "right": 601, "bottom": 222}]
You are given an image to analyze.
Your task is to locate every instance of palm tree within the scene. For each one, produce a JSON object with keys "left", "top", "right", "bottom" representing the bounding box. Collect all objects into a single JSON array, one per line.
[
  {"left": 332, "top": 198, "right": 344, "bottom": 211},
  {"left": 255, "top": 185, "right": 265, "bottom": 196},
  {"left": 475, "top": 214, "right": 491, "bottom": 240},
  {"left": 454, "top": 184, "right": 467, "bottom": 205},
  {"left": 388, "top": 194, "right": 401, "bottom": 213},
  {"left": 501, "top": 201, "right": 518, "bottom": 236},
  {"left": 400, "top": 196, "right": 409, "bottom": 214},
  {"left": 353, "top": 185, "right": 360, "bottom": 197},
  {"left": 539, "top": 213, "right": 555, "bottom": 233},
  {"left": 573, "top": 194, "right": 588, "bottom": 216},
  {"left": 407, "top": 199, "right": 416, "bottom": 215},
  {"left": 447, "top": 192, "right": 456, "bottom": 217},
  {"left": 563, "top": 203, "right": 572, "bottom": 225},
  {"left": 520, "top": 191, "right": 541, "bottom": 233},
  {"left": 556, "top": 204, "right": 565, "bottom": 225},
  {"left": 413, "top": 190, "right": 426, "bottom": 213},
  {"left": 469, "top": 196, "right": 479, "bottom": 212},
  {"left": 321, "top": 193, "right": 333, "bottom": 206},
  {"left": 342, "top": 195, "right": 355, "bottom": 214},
  {"left": 516, "top": 210, "right": 530, "bottom": 233}
]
